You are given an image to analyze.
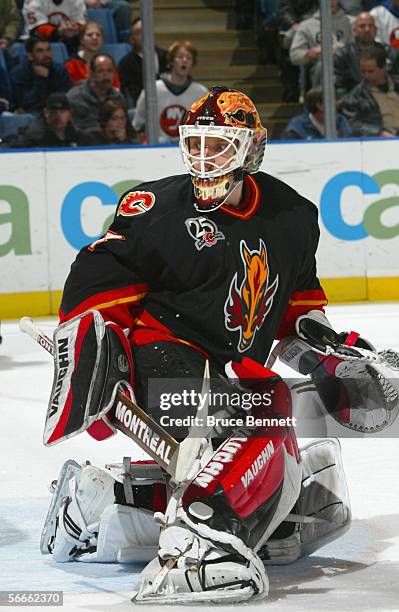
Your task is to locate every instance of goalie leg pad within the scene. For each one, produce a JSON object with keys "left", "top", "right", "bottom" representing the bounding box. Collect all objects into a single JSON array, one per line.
[
  {"left": 50, "top": 464, "right": 116, "bottom": 562},
  {"left": 40, "top": 459, "right": 82, "bottom": 556},
  {"left": 90, "top": 504, "right": 160, "bottom": 563},
  {"left": 43, "top": 460, "right": 166, "bottom": 563},
  {"left": 135, "top": 432, "right": 302, "bottom": 604},
  {"left": 259, "top": 438, "right": 351, "bottom": 564},
  {"left": 135, "top": 527, "right": 268, "bottom": 604},
  {"left": 46, "top": 310, "right": 134, "bottom": 445}
]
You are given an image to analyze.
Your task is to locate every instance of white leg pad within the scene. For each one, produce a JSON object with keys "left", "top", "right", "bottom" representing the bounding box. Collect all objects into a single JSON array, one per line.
[
  {"left": 260, "top": 438, "right": 351, "bottom": 564},
  {"left": 134, "top": 525, "right": 268, "bottom": 604},
  {"left": 297, "top": 438, "right": 351, "bottom": 554},
  {"left": 94, "top": 504, "right": 160, "bottom": 563}
]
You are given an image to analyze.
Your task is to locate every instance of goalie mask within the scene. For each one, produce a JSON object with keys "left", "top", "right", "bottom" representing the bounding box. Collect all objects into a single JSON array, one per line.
[{"left": 179, "top": 87, "right": 267, "bottom": 212}]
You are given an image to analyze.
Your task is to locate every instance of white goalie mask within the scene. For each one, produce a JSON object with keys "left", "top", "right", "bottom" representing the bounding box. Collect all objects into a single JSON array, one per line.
[{"left": 179, "top": 87, "right": 267, "bottom": 212}]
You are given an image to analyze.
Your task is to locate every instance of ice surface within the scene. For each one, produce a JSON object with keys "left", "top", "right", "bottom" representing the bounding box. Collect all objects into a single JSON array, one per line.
[{"left": 0, "top": 303, "right": 398, "bottom": 611}]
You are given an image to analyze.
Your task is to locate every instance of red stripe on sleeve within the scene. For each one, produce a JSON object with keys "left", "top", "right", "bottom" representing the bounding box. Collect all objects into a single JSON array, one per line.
[
  {"left": 276, "top": 288, "right": 328, "bottom": 340},
  {"left": 59, "top": 283, "right": 149, "bottom": 325}
]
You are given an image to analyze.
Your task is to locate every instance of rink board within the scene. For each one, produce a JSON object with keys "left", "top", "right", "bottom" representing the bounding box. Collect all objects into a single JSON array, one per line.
[{"left": 1, "top": 139, "right": 399, "bottom": 317}]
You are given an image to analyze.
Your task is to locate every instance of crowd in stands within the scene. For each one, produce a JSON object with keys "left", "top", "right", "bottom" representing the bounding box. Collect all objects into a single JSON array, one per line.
[
  {"left": 241, "top": 0, "right": 399, "bottom": 138},
  {"left": 1, "top": 0, "right": 399, "bottom": 147},
  {"left": 0, "top": 0, "right": 208, "bottom": 147}
]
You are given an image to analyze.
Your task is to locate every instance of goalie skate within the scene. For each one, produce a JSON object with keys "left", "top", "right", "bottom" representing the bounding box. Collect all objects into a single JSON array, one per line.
[{"left": 40, "top": 459, "right": 82, "bottom": 555}]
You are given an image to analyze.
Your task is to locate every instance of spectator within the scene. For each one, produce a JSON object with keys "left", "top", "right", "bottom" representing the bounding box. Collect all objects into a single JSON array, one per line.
[
  {"left": 233, "top": 0, "right": 254, "bottom": 29},
  {"left": 371, "top": 0, "right": 399, "bottom": 46},
  {"left": 13, "top": 92, "right": 87, "bottom": 146},
  {"left": 10, "top": 36, "right": 70, "bottom": 114},
  {"left": 83, "top": 98, "right": 137, "bottom": 144},
  {"left": 277, "top": 0, "right": 318, "bottom": 101},
  {"left": 0, "top": 52, "right": 36, "bottom": 144},
  {"left": 281, "top": 87, "right": 352, "bottom": 139},
  {"left": 67, "top": 51, "right": 125, "bottom": 129},
  {"left": 340, "top": 1, "right": 371, "bottom": 17},
  {"left": 85, "top": 0, "right": 131, "bottom": 42},
  {"left": 65, "top": 21, "right": 120, "bottom": 88},
  {"left": 340, "top": 44, "right": 399, "bottom": 136},
  {"left": 277, "top": 0, "right": 318, "bottom": 39},
  {"left": 23, "top": 0, "right": 87, "bottom": 55},
  {"left": 334, "top": 12, "right": 378, "bottom": 97},
  {"left": 256, "top": 0, "right": 279, "bottom": 64},
  {"left": 133, "top": 40, "right": 208, "bottom": 144},
  {"left": 290, "top": 0, "right": 353, "bottom": 87},
  {"left": 0, "top": 0, "right": 20, "bottom": 52},
  {"left": 118, "top": 17, "right": 167, "bottom": 109},
  {"left": 0, "top": 62, "right": 12, "bottom": 108}
]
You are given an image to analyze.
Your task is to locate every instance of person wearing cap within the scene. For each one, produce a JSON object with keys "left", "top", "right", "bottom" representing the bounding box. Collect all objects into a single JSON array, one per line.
[{"left": 15, "top": 93, "right": 87, "bottom": 147}]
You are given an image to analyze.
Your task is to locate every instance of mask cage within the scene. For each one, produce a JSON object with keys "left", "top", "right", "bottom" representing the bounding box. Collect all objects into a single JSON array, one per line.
[{"left": 179, "top": 124, "right": 253, "bottom": 179}]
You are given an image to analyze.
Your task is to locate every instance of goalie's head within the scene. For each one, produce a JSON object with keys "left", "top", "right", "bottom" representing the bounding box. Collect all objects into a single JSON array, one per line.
[{"left": 179, "top": 87, "right": 267, "bottom": 212}]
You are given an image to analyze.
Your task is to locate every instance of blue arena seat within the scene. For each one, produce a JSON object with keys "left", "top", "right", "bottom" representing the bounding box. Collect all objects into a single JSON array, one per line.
[
  {"left": 0, "top": 112, "right": 35, "bottom": 139},
  {"left": 103, "top": 43, "right": 131, "bottom": 65},
  {"left": 87, "top": 8, "right": 118, "bottom": 44},
  {"left": 7, "top": 41, "right": 24, "bottom": 65},
  {"left": 50, "top": 43, "right": 69, "bottom": 64}
]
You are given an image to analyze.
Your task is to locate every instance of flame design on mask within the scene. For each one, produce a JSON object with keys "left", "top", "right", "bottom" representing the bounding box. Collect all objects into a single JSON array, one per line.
[
  {"left": 216, "top": 90, "right": 263, "bottom": 129},
  {"left": 224, "top": 239, "right": 279, "bottom": 352}
]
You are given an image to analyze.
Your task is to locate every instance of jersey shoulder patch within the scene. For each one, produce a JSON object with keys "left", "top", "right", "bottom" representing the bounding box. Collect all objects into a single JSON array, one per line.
[{"left": 117, "top": 190, "right": 156, "bottom": 217}]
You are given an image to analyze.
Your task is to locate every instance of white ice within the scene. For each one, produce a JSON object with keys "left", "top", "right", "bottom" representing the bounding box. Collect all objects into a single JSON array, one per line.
[{"left": 0, "top": 302, "right": 398, "bottom": 611}]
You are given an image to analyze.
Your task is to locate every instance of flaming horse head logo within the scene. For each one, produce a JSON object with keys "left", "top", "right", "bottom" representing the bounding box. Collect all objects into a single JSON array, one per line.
[{"left": 224, "top": 240, "right": 279, "bottom": 353}]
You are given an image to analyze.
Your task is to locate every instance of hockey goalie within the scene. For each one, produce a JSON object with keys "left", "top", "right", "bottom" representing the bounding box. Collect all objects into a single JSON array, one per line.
[{"left": 38, "top": 88, "right": 399, "bottom": 604}]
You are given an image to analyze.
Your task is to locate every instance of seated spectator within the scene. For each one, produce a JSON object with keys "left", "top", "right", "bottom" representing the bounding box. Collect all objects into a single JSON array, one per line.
[
  {"left": 340, "top": 1, "right": 371, "bottom": 18},
  {"left": 66, "top": 21, "right": 120, "bottom": 88},
  {"left": 10, "top": 36, "right": 70, "bottom": 114},
  {"left": 85, "top": 0, "right": 131, "bottom": 42},
  {"left": 281, "top": 87, "right": 352, "bottom": 139},
  {"left": 0, "top": 0, "right": 20, "bottom": 53},
  {"left": 277, "top": 0, "right": 318, "bottom": 101},
  {"left": 83, "top": 98, "right": 137, "bottom": 144},
  {"left": 0, "top": 63, "right": 13, "bottom": 109},
  {"left": 133, "top": 40, "right": 208, "bottom": 144},
  {"left": 12, "top": 92, "right": 87, "bottom": 147},
  {"left": 0, "top": 60, "right": 36, "bottom": 144},
  {"left": 23, "top": 0, "right": 87, "bottom": 55},
  {"left": 290, "top": 0, "right": 353, "bottom": 86},
  {"left": 371, "top": 0, "right": 399, "bottom": 46},
  {"left": 278, "top": 0, "right": 318, "bottom": 48},
  {"left": 334, "top": 12, "right": 378, "bottom": 97},
  {"left": 67, "top": 52, "right": 125, "bottom": 129},
  {"left": 340, "top": 44, "right": 399, "bottom": 136},
  {"left": 118, "top": 17, "right": 168, "bottom": 109}
]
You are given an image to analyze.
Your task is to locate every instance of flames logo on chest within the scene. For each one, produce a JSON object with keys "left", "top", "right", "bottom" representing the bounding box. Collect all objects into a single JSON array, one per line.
[{"left": 224, "top": 239, "right": 279, "bottom": 353}]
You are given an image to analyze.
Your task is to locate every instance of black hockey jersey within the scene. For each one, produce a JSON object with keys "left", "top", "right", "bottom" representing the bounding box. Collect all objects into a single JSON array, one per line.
[{"left": 60, "top": 172, "right": 327, "bottom": 368}]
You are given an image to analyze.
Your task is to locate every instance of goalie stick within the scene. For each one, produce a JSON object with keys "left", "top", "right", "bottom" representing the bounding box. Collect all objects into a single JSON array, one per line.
[{"left": 19, "top": 317, "right": 209, "bottom": 483}]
